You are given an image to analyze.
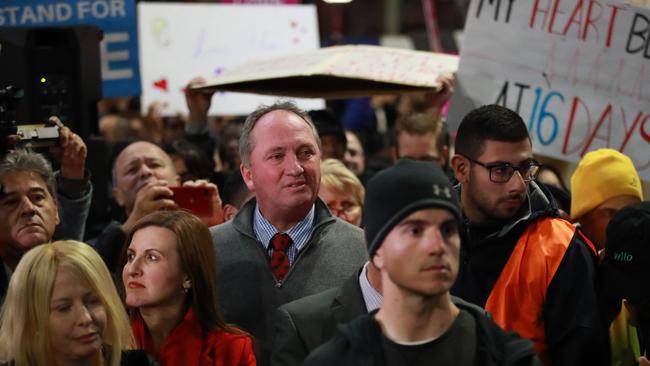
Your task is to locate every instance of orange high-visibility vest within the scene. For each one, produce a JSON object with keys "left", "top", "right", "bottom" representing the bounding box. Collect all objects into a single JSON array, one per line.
[{"left": 484, "top": 218, "right": 596, "bottom": 365}]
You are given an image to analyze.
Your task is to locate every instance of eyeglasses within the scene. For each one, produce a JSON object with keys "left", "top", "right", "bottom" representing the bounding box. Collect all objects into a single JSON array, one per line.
[
  {"left": 327, "top": 201, "right": 361, "bottom": 218},
  {"left": 463, "top": 156, "right": 541, "bottom": 183}
]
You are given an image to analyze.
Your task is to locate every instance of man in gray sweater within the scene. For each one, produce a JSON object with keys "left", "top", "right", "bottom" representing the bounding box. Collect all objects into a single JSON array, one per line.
[{"left": 210, "top": 101, "right": 367, "bottom": 365}]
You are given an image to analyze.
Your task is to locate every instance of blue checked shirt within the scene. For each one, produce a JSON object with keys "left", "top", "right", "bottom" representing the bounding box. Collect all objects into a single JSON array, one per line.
[
  {"left": 253, "top": 203, "right": 316, "bottom": 265},
  {"left": 359, "top": 261, "right": 383, "bottom": 312}
]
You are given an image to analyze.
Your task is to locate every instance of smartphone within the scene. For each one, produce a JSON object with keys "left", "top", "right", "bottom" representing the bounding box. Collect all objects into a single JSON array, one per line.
[{"left": 170, "top": 186, "right": 214, "bottom": 218}]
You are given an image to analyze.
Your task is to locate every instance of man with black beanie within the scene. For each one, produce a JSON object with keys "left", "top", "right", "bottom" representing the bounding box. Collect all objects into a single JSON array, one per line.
[
  {"left": 601, "top": 202, "right": 650, "bottom": 366},
  {"left": 304, "top": 160, "right": 539, "bottom": 366}
]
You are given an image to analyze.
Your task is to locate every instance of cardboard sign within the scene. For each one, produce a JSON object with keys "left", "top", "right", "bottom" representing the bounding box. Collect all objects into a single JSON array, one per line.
[
  {"left": 448, "top": 0, "right": 650, "bottom": 180},
  {"left": 0, "top": 0, "right": 140, "bottom": 97},
  {"left": 138, "top": 3, "right": 324, "bottom": 116},
  {"left": 196, "top": 45, "right": 459, "bottom": 99}
]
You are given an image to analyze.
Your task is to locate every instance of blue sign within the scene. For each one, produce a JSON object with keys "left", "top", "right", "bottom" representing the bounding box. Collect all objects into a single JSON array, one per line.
[{"left": 0, "top": 0, "right": 141, "bottom": 97}]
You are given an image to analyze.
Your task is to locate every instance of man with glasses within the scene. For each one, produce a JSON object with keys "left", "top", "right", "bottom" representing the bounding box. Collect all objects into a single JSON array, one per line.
[{"left": 450, "top": 105, "right": 607, "bottom": 366}]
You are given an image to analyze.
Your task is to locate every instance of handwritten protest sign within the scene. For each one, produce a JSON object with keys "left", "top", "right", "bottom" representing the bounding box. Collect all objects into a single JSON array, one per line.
[
  {"left": 448, "top": 0, "right": 650, "bottom": 180},
  {"left": 196, "top": 45, "right": 459, "bottom": 98},
  {"left": 0, "top": 0, "right": 139, "bottom": 97},
  {"left": 138, "top": 3, "right": 323, "bottom": 116}
]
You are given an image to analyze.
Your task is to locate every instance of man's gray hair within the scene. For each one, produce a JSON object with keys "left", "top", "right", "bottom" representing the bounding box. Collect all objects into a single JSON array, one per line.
[
  {"left": 0, "top": 149, "right": 56, "bottom": 195},
  {"left": 239, "top": 101, "right": 321, "bottom": 166}
]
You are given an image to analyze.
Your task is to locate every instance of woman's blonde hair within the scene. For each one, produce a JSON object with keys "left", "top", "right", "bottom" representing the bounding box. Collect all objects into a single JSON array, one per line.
[
  {"left": 0, "top": 241, "right": 134, "bottom": 366},
  {"left": 320, "top": 158, "right": 365, "bottom": 208}
]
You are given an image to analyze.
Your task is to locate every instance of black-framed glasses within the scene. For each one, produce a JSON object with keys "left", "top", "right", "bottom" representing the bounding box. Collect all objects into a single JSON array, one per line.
[{"left": 463, "top": 156, "right": 541, "bottom": 183}]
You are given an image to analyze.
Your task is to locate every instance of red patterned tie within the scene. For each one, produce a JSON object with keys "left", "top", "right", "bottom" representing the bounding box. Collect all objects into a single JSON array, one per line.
[{"left": 270, "top": 233, "right": 291, "bottom": 280}]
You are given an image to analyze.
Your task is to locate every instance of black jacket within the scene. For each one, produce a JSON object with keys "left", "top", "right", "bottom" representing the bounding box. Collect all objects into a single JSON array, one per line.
[
  {"left": 271, "top": 268, "right": 366, "bottom": 366},
  {"left": 451, "top": 181, "right": 608, "bottom": 365},
  {"left": 303, "top": 297, "right": 540, "bottom": 366},
  {"left": 88, "top": 220, "right": 127, "bottom": 272}
]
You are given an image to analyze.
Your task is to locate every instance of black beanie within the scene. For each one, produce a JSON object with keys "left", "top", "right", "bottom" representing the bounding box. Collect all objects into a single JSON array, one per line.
[
  {"left": 363, "top": 159, "right": 461, "bottom": 257},
  {"left": 601, "top": 201, "right": 650, "bottom": 302}
]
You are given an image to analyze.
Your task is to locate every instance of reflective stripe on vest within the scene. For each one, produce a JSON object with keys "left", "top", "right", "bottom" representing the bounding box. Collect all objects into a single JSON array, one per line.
[{"left": 484, "top": 218, "right": 592, "bottom": 365}]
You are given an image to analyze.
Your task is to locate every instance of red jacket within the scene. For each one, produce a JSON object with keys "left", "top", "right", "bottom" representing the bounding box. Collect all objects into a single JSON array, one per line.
[{"left": 132, "top": 308, "right": 256, "bottom": 366}]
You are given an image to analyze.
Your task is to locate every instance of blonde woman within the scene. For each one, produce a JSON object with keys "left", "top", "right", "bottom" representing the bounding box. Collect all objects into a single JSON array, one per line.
[
  {"left": 319, "top": 159, "right": 365, "bottom": 226},
  {"left": 0, "top": 240, "right": 152, "bottom": 366}
]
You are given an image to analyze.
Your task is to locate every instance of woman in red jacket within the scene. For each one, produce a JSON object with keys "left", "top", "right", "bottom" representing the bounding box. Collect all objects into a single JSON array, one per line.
[{"left": 122, "top": 210, "right": 256, "bottom": 366}]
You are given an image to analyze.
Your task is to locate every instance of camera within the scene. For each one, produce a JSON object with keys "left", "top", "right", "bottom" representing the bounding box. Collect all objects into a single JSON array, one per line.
[
  {"left": 1, "top": 85, "right": 60, "bottom": 156},
  {"left": 15, "top": 124, "right": 60, "bottom": 148}
]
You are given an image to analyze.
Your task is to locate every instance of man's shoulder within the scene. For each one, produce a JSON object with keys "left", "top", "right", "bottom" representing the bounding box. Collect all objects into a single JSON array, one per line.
[
  {"left": 211, "top": 198, "right": 256, "bottom": 238},
  {"left": 303, "top": 312, "right": 380, "bottom": 366},
  {"left": 522, "top": 217, "right": 578, "bottom": 247},
  {"left": 275, "top": 287, "right": 341, "bottom": 345},
  {"left": 210, "top": 218, "right": 249, "bottom": 241},
  {"left": 454, "top": 298, "right": 539, "bottom": 366},
  {"left": 309, "top": 221, "right": 368, "bottom": 266},
  {"left": 276, "top": 272, "right": 367, "bottom": 351},
  {"left": 303, "top": 334, "right": 348, "bottom": 366},
  {"left": 515, "top": 217, "right": 598, "bottom": 275},
  {"left": 209, "top": 220, "right": 259, "bottom": 261},
  {"left": 317, "top": 217, "right": 364, "bottom": 241},
  {"left": 310, "top": 218, "right": 366, "bottom": 258},
  {"left": 280, "top": 286, "right": 339, "bottom": 318},
  {"left": 210, "top": 219, "right": 238, "bottom": 234},
  {"left": 529, "top": 216, "right": 575, "bottom": 230},
  {"left": 303, "top": 337, "right": 353, "bottom": 366},
  {"left": 452, "top": 296, "right": 487, "bottom": 315},
  {"left": 522, "top": 217, "right": 598, "bottom": 261}
]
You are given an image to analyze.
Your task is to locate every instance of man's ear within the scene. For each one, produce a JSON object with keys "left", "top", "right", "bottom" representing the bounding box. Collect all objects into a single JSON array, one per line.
[
  {"left": 371, "top": 248, "right": 385, "bottom": 271},
  {"left": 223, "top": 204, "right": 238, "bottom": 221},
  {"left": 54, "top": 200, "right": 60, "bottom": 226},
  {"left": 240, "top": 164, "right": 255, "bottom": 192},
  {"left": 451, "top": 155, "right": 469, "bottom": 184}
]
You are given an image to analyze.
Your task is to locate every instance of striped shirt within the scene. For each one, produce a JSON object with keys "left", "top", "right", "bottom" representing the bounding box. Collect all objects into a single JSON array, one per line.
[
  {"left": 359, "top": 261, "right": 383, "bottom": 312},
  {"left": 253, "top": 203, "right": 316, "bottom": 265}
]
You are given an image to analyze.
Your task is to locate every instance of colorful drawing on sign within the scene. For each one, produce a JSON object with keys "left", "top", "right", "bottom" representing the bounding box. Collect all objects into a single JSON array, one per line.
[
  {"left": 289, "top": 19, "right": 309, "bottom": 44},
  {"left": 151, "top": 18, "right": 170, "bottom": 48},
  {"left": 153, "top": 79, "right": 168, "bottom": 92},
  {"left": 137, "top": 3, "right": 323, "bottom": 116},
  {"left": 448, "top": 0, "right": 650, "bottom": 180}
]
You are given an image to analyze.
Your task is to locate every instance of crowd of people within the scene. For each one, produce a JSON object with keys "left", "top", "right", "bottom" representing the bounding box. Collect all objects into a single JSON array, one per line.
[{"left": 0, "top": 72, "right": 648, "bottom": 366}]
